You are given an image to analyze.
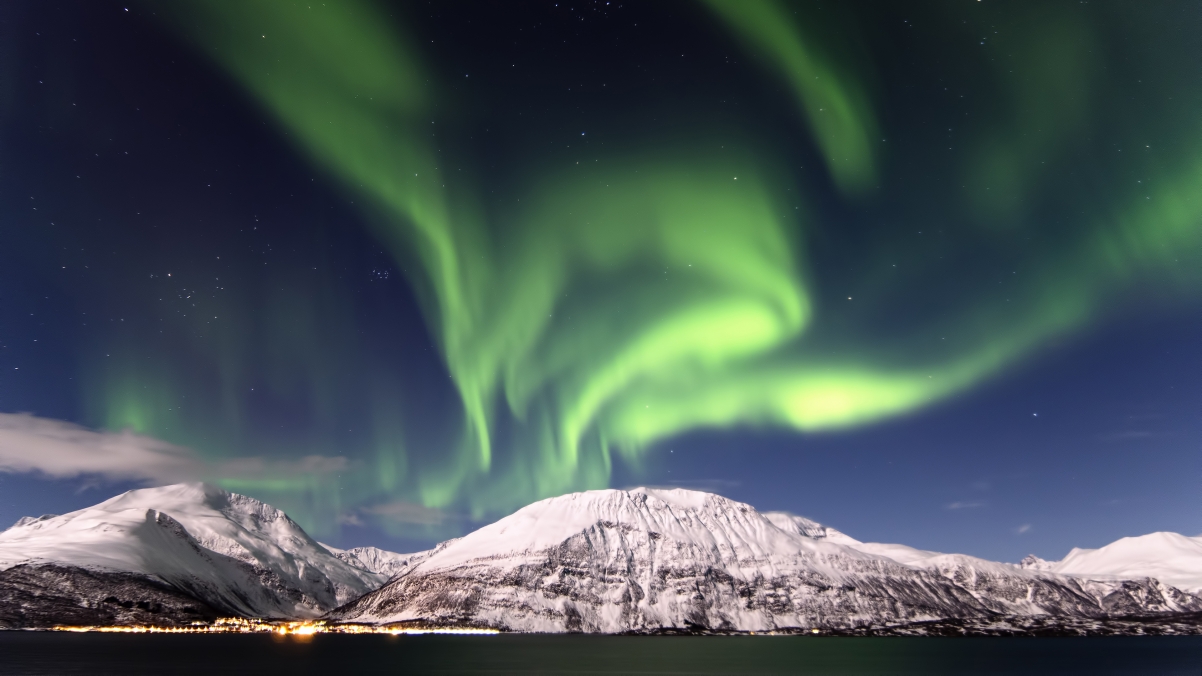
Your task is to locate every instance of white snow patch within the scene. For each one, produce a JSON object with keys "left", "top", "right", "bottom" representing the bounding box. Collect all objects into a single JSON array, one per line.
[{"left": 1047, "top": 532, "right": 1202, "bottom": 593}]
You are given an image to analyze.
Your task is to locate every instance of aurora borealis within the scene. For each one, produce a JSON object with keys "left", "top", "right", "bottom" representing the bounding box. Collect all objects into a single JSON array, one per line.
[{"left": 2, "top": 1, "right": 1201, "bottom": 558}]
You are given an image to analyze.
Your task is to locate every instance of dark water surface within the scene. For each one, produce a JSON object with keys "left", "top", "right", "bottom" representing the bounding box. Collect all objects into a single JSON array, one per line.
[{"left": 2, "top": 633, "right": 1201, "bottom": 675}]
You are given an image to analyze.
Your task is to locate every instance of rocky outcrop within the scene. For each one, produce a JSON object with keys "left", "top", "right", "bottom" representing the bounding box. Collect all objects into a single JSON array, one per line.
[{"left": 0, "top": 564, "right": 220, "bottom": 628}]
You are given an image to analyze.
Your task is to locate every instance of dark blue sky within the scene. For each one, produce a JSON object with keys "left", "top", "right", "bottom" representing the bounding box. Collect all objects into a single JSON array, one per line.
[{"left": 1, "top": 0, "right": 1199, "bottom": 562}]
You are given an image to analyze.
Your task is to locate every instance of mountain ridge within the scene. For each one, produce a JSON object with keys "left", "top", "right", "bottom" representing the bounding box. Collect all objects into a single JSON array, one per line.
[
  {"left": 2, "top": 483, "right": 1198, "bottom": 633},
  {"left": 328, "top": 487, "right": 1202, "bottom": 632}
]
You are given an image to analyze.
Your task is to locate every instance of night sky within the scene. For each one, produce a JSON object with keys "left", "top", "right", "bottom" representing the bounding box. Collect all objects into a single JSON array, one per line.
[{"left": 2, "top": 0, "right": 1200, "bottom": 561}]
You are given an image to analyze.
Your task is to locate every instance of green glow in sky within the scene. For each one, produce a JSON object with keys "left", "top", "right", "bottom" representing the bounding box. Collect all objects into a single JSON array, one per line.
[
  {"left": 132, "top": 1, "right": 1202, "bottom": 528},
  {"left": 700, "top": 0, "right": 878, "bottom": 194}
]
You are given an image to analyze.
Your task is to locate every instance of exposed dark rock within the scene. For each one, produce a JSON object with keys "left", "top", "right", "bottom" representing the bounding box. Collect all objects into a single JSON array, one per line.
[{"left": 0, "top": 564, "right": 221, "bottom": 629}]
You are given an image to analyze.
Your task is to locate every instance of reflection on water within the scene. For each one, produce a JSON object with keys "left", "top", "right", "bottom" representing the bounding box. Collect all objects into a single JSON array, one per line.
[{"left": 2, "top": 633, "right": 1201, "bottom": 675}]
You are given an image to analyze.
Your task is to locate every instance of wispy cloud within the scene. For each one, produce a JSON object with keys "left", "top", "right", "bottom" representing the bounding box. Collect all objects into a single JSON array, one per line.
[
  {"left": 358, "top": 501, "right": 447, "bottom": 526},
  {"left": 1016, "top": 524, "right": 1032, "bottom": 534},
  {"left": 0, "top": 412, "right": 202, "bottom": 483},
  {"left": 337, "top": 512, "right": 365, "bottom": 527},
  {"left": 0, "top": 412, "right": 346, "bottom": 487},
  {"left": 214, "top": 455, "right": 350, "bottom": 480},
  {"left": 945, "top": 501, "right": 985, "bottom": 510}
]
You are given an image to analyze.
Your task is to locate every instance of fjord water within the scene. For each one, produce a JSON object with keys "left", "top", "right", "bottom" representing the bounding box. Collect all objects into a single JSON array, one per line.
[{"left": 2, "top": 635, "right": 1201, "bottom": 675}]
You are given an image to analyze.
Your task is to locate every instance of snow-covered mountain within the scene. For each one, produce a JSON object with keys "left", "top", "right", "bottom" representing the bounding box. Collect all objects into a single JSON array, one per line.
[
  {"left": 0, "top": 483, "right": 390, "bottom": 619},
  {"left": 9, "top": 514, "right": 58, "bottom": 530},
  {"left": 841, "top": 539, "right": 1199, "bottom": 619},
  {"left": 762, "top": 511, "right": 861, "bottom": 546},
  {"left": 3, "top": 483, "right": 1197, "bottom": 632},
  {"left": 322, "top": 544, "right": 428, "bottom": 579},
  {"left": 1024, "top": 532, "right": 1202, "bottom": 594},
  {"left": 1019, "top": 554, "right": 1058, "bottom": 571},
  {"left": 329, "top": 488, "right": 1202, "bottom": 632}
]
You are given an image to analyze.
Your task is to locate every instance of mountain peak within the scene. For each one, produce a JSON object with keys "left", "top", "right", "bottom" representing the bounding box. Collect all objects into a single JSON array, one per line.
[
  {"left": 1019, "top": 554, "right": 1055, "bottom": 570},
  {"left": 5, "top": 484, "right": 1202, "bottom": 631},
  {"left": 421, "top": 486, "right": 821, "bottom": 575},
  {"left": 0, "top": 482, "right": 388, "bottom": 618},
  {"left": 104, "top": 482, "right": 233, "bottom": 510},
  {"left": 1049, "top": 531, "right": 1202, "bottom": 592},
  {"left": 6, "top": 514, "right": 58, "bottom": 532},
  {"left": 623, "top": 486, "right": 725, "bottom": 509}
]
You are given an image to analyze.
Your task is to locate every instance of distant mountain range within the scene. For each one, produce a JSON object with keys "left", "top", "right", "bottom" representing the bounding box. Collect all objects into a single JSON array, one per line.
[{"left": 2, "top": 483, "right": 1199, "bottom": 633}]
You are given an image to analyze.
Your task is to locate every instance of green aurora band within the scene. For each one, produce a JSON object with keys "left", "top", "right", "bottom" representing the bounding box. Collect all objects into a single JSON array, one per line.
[{"left": 109, "top": 0, "right": 1202, "bottom": 530}]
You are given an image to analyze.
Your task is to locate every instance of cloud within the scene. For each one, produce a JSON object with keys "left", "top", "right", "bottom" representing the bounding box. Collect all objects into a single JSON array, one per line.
[
  {"left": 0, "top": 412, "right": 346, "bottom": 487},
  {"left": 214, "top": 455, "right": 350, "bottom": 480},
  {"left": 358, "top": 501, "right": 447, "bottom": 526},
  {"left": 1016, "top": 524, "right": 1032, "bottom": 534},
  {"left": 945, "top": 501, "right": 985, "bottom": 510},
  {"left": 0, "top": 412, "right": 203, "bottom": 483},
  {"left": 337, "top": 512, "right": 365, "bottom": 527}
]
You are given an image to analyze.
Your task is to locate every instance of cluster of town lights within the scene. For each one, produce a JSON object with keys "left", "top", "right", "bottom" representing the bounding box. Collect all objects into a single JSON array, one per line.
[{"left": 52, "top": 618, "right": 499, "bottom": 636}]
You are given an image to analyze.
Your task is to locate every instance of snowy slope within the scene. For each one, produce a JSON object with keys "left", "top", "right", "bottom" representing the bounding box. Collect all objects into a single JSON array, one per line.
[
  {"left": 1041, "top": 533, "right": 1202, "bottom": 593},
  {"left": 842, "top": 539, "right": 1199, "bottom": 617},
  {"left": 763, "top": 511, "right": 861, "bottom": 545},
  {"left": 850, "top": 533, "right": 1202, "bottom": 606},
  {"left": 1020, "top": 555, "right": 1057, "bottom": 571},
  {"left": 7, "top": 514, "right": 58, "bottom": 530},
  {"left": 329, "top": 488, "right": 1199, "bottom": 632},
  {"left": 0, "top": 483, "right": 389, "bottom": 618},
  {"left": 322, "top": 544, "right": 428, "bottom": 579},
  {"left": 766, "top": 513, "right": 1202, "bottom": 612}
]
